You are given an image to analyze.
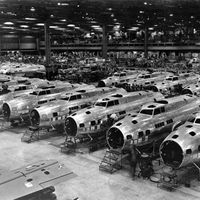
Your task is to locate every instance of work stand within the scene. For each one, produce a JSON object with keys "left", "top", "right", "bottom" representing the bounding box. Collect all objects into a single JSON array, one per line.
[
  {"left": 99, "top": 149, "right": 128, "bottom": 174},
  {"left": 61, "top": 133, "right": 107, "bottom": 154}
]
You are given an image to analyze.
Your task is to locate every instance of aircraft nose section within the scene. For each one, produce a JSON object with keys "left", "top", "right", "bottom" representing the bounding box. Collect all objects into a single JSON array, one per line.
[
  {"left": 97, "top": 81, "right": 106, "bottom": 87},
  {"left": 65, "top": 117, "right": 77, "bottom": 136},
  {"left": 30, "top": 110, "right": 40, "bottom": 126},
  {"left": 160, "top": 140, "right": 183, "bottom": 169},
  {"left": 2, "top": 103, "right": 11, "bottom": 120},
  {"left": 107, "top": 127, "right": 125, "bottom": 149}
]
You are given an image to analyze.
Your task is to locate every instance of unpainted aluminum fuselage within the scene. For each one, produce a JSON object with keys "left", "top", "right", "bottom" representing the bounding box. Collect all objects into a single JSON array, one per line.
[
  {"left": 106, "top": 94, "right": 200, "bottom": 150},
  {"left": 65, "top": 91, "right": 164, "bottom": 137},
  {"left": 160, "top": 113, "right": 200, "bottom": 169},
  {"left": 30, "top": 87, "right": 126, "bottom": 129}
]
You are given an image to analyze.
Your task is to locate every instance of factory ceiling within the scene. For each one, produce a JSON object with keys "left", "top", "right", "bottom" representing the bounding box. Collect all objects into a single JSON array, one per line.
[{"left": 0, "top": 0, "right": 200, "bottom": 36}]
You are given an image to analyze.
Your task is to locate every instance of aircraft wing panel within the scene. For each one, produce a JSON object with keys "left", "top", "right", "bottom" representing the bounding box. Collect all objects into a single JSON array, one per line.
[{"left": 0, "top": 160, "right": 75, "bottom": 200}]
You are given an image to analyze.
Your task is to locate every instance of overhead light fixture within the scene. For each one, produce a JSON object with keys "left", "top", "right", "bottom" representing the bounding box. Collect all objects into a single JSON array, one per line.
[
  {"left": 169, "top": 13, "right": 173, "bottom": 17},
  {"left": 25, "top": 17, "right": 37, "bottom": 21},
  {"left": 144, "top": 2, "right": 147, "bottom": 5},
  {"left": 30, "top": 7, "right": 35, "bottom": 12},
  {"left": 2, "top": 26, "right": 14, "bottom": 29},
  {"left": 67, "top": 24, "right": 75, "bottom": 27},
  {"left": 36, "top": 23, "right": 44, "bottom": 26},
  {"left": 50, "top": 14, "right": 54, "bottom": 18},
  {"left": 50, "top": 25, "right": 59, "bottom": 29},
  {"left": 140, "top": 11, "right": 144, "bottom": 14},
  {"left": 74, "top": 26, "right": 80, "bottom": 29},
  {"left": 4, "top": 22, "right": 14, "bottom": 25},
  {"left": 91, "top": 25, "right": 100, "bottom": 28},
  {"left": 57, "top": 2, "right": 69, "bottom": 6},
  {"left": 20, "top": 25, "right": 29, "bottom": 28},
  {"left": 60, "top": 19, "right": 66, "bottom": 22},
  {"left": 149, "top": 27, "right": 154, "bottom": 30}
]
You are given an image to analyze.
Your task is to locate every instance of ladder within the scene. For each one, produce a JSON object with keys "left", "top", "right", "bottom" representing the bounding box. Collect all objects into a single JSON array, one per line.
[{"left": 99, "top": 149, "right": 124, "bottom": 174}]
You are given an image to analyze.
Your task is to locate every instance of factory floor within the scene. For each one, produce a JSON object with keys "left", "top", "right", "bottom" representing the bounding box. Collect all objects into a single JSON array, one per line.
[{"left": 0, "top": 128, "right": 200, "bottom": 200}]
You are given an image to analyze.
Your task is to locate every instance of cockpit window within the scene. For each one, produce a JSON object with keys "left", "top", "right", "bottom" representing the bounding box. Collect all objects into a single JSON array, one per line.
[
  {"left": 140, "top": 109, "right": 153, "bottom": 115},
  {"left": 95, "top": 102, "right": 107, "bottom": 107},
  {"left": 69, "top": 95, "right": 77, "bottom": 101},
  {"left": 195, "top": 118, "right": 200, "bottom": 124},
  {"left": 154, "top": 108, "right": 161, "bottom": 115},
  {"left": 107, "top": 101, "right": 115, "bottom": 107},
  {"left": 38, "top": 91, "right": 46, "bottom": 96}
]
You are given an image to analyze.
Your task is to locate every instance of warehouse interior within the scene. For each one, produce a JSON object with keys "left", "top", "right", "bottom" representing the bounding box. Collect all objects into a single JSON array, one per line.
[{"left": 1, "top": 0, "right": 200, "bottom": 200}]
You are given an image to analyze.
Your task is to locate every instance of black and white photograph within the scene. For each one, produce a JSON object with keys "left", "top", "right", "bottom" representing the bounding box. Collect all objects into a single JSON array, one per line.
[{"left": 0, "top": 0, "right": 200, "bottom": 199}]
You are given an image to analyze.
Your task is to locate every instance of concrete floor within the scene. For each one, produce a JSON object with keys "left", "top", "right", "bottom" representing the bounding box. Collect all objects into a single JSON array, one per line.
[{"left": 0, "top": 128, "right": 200, "bottom": 200}]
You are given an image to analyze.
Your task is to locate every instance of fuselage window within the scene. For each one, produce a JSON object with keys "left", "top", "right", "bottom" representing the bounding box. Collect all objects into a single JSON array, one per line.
[
  {"left": 91, "top": 121, "right": 96, "bottom": 126},
  {"left": 81, "top": 104, "right": 88, "bottom": 109},
  {"left": 119, "top": 110, "right": 126, "bottom": 115},
  {"left": 186, "top": 149, "right": 192, "bottom": 154},
  {"left": 38, "top": 100, "right": 47, "bottom": 104},
  {"left": 138, "top": 131, "right": 144, "bottom": 138},
  {"left": 53, "top": 112, "right": 58, "bottom": 117},
  {"left": 195, "top": 118, "right": 200, "bottom": 124},
  {"left": 166, "top": 119, "right": 173, "bottom": 124},
  {"left": 46, "top": 90, "right": 51, "bottom": 94},
  {"left": 146, "top": 130, "right": 150, "bottom": 136},
  {"left": 80, "top": 123, "right": 85, "bottom": 128},
  {"left": 70, "top": 106, "right": 79, "bottom": 111}
]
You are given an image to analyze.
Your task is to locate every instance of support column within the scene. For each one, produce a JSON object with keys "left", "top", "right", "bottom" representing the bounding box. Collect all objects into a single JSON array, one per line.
[
  {"left": 45, "top": 22, "right": 51, "bottom": 66},
  {"left": 144, "top": 27, "right": 148, "bottom": 58},
  {"left": 44, "top": 22, "right": 52, "bottom": 80},
  {"left": 18, "top": 34, "right": 21, "bottom": 50},
  {"left": 36, "top": 37, "right": 40, "bottom": 52},
  {"left": 102, "top": 25, "right": 108, "bottom": 59},
  {"left": 0, "top": 34, "right": 1, "bottom": 55}
]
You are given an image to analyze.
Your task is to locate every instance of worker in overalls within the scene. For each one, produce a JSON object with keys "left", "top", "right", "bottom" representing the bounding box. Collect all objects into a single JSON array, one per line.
[
  {"left": 130, "top": 141, "right": 138, "bottom": 178},
  {"left": 123, "top": 135, "right": 138, "bottom": 178}
]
